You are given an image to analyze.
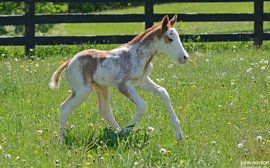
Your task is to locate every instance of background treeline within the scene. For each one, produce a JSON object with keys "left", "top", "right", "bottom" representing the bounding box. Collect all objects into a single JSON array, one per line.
[
  {"left": 0, "top": 2, "right": 142, "bottom": 35},
  {"left": 68, "top": 2, "right": 142, "bottom": 13}
]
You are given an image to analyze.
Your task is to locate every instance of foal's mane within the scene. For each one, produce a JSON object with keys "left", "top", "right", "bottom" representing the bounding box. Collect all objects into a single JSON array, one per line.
[{"left": 125, "top": 25, "right": 159, "bottom": 46}]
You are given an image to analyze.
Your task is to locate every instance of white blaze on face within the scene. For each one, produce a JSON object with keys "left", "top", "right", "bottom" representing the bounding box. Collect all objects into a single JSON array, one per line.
[{"left": 159, "top": 28, "right": 189, "bottom": 64}]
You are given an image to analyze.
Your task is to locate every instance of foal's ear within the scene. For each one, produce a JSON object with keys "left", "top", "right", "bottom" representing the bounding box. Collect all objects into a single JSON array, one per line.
[
  {"left": 169, "top": 14, "right": 177, "bottom": 26},
  {"left": 161, "top": 15, "right": 169, "bottom": 31}
]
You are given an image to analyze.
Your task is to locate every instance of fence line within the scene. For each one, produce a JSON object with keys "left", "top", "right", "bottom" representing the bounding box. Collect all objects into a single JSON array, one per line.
[{"left": 0, "top": 0, "right": 270, "bottom": 56}]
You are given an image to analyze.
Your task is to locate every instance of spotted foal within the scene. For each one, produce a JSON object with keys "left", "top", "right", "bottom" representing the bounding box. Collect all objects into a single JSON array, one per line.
[{"left": 50, "top": 15, "right": 189, "bottom": 140}]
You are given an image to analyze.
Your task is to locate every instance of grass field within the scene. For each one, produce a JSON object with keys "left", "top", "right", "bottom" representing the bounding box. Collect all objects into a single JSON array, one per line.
[
  {"left": 42, "top": 2, "right": 270, "bottom": 36},
  {"left": 1, "top": 2, "right": 270, "bottom": 168}
]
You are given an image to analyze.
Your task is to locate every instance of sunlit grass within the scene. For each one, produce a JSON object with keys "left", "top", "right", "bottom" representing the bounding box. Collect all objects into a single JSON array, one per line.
[
  {"left": 44, "top": 23, "right": 144, "bottom": 36},
  {"left": 154, "top": 2, "right": 254, "bottom": 13},
  {"left": 0, "top": 42, "right": 269, "bottom": 167},
  {"left": 45, "top": 2, "right": 270, "bottom": 36}
]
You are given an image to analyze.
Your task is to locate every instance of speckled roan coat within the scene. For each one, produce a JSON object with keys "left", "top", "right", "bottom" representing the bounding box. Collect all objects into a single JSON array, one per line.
[{"left": 49, "top": 15, "right": 189, "bottom": 140}]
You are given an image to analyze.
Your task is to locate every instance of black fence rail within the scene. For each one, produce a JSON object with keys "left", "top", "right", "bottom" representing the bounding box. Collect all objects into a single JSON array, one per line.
[{"left": 0, "top": 0, "right": 270, "bottom": 56}]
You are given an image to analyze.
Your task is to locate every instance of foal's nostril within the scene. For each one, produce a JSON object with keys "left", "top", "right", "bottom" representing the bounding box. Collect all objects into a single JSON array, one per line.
[{"left": 183, "top": 55, "right": 188, "bottom": 60}]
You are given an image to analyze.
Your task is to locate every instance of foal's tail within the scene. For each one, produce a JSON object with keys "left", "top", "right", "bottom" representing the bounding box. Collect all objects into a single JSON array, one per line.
[{"left": 49, "top": 59, "right": 71, "bottom": 89}]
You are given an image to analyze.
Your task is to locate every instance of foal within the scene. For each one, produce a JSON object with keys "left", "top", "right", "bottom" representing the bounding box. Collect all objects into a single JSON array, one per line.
[{"left": 50, "top": 15, "right": 189, "bottom": 139}]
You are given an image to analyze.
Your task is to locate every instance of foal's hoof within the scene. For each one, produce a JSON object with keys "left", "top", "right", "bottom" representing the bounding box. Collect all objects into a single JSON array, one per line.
[
  {"left": 118, "top": 125, "right": 134, "bottom": 136},
  {"left": 118, "top": 128, "right": 132, "bottom": 136},
  {"left": 58, "top": 136, "right": 65, "bottom": 146},
  {"left": 58, "top": 130, "right": 65, "bottom": 145},
  {"left": 176, "top": 133, "right": 183, "bottom": 140}
]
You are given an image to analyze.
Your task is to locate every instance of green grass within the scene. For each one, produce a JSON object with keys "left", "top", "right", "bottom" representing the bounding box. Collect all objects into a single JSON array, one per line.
[
  {"left": 0, "top": 42, "right": 269, "bottom": 167},
  {"left": 1, "top": 2, "right": 270, "bottom": 168},
  {"left": 42, "top": 2, "right": 270, "bottom": 36}
]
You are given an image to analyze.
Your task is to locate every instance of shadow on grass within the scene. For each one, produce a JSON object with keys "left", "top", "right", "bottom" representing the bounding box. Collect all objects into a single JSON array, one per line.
[{"left": 64, "top": 127, "right": 150, "bottom": 150}]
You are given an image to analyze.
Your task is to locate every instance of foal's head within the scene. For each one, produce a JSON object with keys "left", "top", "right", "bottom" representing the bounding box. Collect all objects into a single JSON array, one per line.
[{"left": 157, "top": 15, "right": 189, "bottom": 64}]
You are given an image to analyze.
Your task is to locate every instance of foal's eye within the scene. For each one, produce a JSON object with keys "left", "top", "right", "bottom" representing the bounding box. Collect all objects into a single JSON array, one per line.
[
  {"left": 168, "top": 37, "right": 174, "bottom": 42},
  {"left": 165, "top": 36, "right": 174, "bottom": 43}
]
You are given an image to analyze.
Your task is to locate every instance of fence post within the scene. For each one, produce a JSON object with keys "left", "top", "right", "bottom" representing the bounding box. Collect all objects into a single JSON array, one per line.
[
  {"left": 25, "top": 0, "right": 35, "bottom": 56},
  {"left": 254, "top": 0, "right": 263, "bottom": 47},
  {"left": 145, "top": 0, "right": 154, "bottom": 29}
]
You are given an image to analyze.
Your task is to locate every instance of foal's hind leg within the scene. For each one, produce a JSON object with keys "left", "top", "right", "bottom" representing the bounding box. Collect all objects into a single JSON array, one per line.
[
  {"left": 59, "top": 85, "right": 92, "bottom": 138},
  {"left": 95, "top": 85, "right": 121, "bottom": 132}
]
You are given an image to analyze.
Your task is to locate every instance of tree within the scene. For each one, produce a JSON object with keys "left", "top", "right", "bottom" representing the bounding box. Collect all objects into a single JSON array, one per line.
[
  {"left": 0, "top": 2, "right": 68, "bottom": 35},
  {"left": 68, "top": 2, "right": 142, "bottom": 13}
]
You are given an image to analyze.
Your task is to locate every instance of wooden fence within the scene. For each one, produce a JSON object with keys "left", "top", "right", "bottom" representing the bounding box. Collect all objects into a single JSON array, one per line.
[{"left": 0, "top": 0, "right": 270, "bottom": 56}]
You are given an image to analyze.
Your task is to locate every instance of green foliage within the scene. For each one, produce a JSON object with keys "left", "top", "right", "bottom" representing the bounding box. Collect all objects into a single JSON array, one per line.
[
  {"left": 0, "top": 2, "right": 24, "bottom": 35},
  {"left": 0, "top": 2, "right": 68, "bottom": 35},
  {"left": 36, "top": 2, "right": 67, "bottom": 14},
  {"left": 35, "top": 2, "right": 68, "bottom": 34},
  {"left": 0, "top": 2, "right": 24, "bottom": 15},
  {"left": 68, "top": 2, "right": 142, "bottom": 13},
  {"left": 68, "top": 3, "right": 96, "bottom": 13}
]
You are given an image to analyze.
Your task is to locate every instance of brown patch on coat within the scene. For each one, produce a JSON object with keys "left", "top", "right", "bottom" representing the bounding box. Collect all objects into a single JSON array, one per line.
[
  {"left": 126, "top": 25, "right": 159, "bottom": 46},
  {"left": 92, "top": 83, "right": 110, "bottom": 113},
  {"left": 77, "top": 49, "right": 109, "bottom": 85}
]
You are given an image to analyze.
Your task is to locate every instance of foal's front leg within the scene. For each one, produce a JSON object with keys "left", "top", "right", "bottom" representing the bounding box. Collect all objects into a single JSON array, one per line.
[
  {"left": 140, "top": 76, "right": 183, "bottom": 139},
  {"left": 117, "top": 81, "right": 147, "bottom": 134}
]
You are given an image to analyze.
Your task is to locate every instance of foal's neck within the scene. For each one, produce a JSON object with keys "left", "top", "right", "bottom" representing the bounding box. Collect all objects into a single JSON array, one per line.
[{"left": 134, "top": 34, "right": 158, "bottom": 60}]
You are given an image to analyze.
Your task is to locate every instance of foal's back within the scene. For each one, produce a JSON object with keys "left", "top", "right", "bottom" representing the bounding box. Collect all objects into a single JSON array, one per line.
[{"left": 68, "top": 44, "right": 150, "bottom": 88}]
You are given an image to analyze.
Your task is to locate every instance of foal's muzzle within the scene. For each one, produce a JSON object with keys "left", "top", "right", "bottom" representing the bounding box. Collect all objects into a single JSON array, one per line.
[{"left": 178, "top": 54, "right": 189, "bottom": 64}]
